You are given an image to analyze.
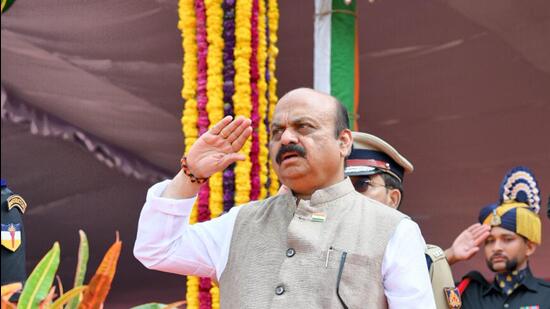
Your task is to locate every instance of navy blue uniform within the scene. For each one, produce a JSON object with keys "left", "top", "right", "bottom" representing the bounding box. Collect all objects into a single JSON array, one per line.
[
  {"left": 1, "top": 180, "right": 27, "bottom": 300},
  {"left": 460, "top": 268, "right": 550, "bottom": 309}
]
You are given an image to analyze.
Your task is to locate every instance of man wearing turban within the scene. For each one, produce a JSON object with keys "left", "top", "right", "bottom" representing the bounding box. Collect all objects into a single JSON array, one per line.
[{"left": 456, "top": 167, "right": 550, "bottom": 308}]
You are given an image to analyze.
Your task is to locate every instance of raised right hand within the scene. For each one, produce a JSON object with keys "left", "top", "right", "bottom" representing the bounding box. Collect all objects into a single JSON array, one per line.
[
  {"left": 445, "top": 223, "right": 491, "bottom": 265},
  {"left": 186, "top": 115, "right": 253, "bottom": 178}
]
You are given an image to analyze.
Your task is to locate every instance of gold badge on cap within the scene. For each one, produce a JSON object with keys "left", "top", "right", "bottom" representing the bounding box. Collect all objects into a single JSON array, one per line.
[
  {"left": 490, "top": 209, "right": 501, "bottom": 226},
  {"left": 444, "top": 287, "right": 462, "bottom": 309},
  {"left": 7, "top": 195, "right": 27, "bottom": 214}
]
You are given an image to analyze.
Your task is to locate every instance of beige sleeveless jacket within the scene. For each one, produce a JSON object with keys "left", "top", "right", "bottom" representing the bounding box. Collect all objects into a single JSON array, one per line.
[{"left": 219, "top": 179, "right": 407, "bottom": 309}]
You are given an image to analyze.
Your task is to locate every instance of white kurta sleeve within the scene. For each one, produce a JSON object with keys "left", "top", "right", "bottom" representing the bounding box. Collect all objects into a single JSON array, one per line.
[
  {"left": 133, "top": 180, "right": 240, "bottom": 281},
  {"left": 381, "top": 219, "right": 436, "bottom": 309}
]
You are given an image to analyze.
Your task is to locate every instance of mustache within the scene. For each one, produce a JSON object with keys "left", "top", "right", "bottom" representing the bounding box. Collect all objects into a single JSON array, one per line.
[
  {"left": 489, "top": 253, "right": 507, "bottom": 261},
  {"left": 275, "top": 144, "right": 306, "bottom": 165}
]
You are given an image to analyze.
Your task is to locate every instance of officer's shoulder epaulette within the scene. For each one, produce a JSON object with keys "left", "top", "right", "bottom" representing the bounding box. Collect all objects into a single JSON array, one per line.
[{"left": 425, "top": 244, "right": 446, "bottom": 263}]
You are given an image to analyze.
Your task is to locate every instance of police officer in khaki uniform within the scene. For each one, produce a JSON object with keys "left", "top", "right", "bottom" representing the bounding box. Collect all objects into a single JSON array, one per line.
[
  {"left": 455, "top": 167, "right": 550, "bottom": 308},
  {"left": 1, "top": 179, "right": 27, "bottom": 300},
  {"left": 345, "top": 132, "right": 489, "bottom": 309}
]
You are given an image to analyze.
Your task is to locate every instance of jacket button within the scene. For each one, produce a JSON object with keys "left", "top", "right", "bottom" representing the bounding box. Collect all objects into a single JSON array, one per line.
[
  {"left": 275, "top": 285, "right": 285, "bottom": 295},
  {"left": 286, "top": 248, "right": 296, "bottom": 257}
]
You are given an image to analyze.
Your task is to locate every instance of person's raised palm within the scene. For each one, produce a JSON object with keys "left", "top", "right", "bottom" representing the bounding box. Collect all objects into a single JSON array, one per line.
[
  {"left": 186, "top": 116, "right": 252, "bottom": 178},
  {"left": 446, "top": 223, "right": 490, "bottom": 265}
]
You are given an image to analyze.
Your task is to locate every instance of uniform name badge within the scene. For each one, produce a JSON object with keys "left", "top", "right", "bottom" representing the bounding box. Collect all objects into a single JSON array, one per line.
[
  {"left": 1, "top": 223, "right": 22, "bottom": 252},
  {"left": 443, "top": 287, "right": 462, "bottom": 309}
]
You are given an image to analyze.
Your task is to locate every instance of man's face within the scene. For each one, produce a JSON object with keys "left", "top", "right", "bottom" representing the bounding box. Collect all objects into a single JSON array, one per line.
[
  {"left": 350, "top": 174, "right": 398, "bottom": 208},
  {"left": 484, "top": 226, "right": 534, "bottom": 273},
  {"left": 269, "top": 89, "right": 351, "bottom": 195}
]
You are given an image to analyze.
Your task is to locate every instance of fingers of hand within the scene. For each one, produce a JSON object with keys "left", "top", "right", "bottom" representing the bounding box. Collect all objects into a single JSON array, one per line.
[
  {"left": 209, "top": 115, "right": 233, "bottom": 135},
  {"left": 467, "top": 223, "right": 482, "bottom": 232},
  {"left": 231, "top": 126, "right": 253, "bottom": 151},
  {"left": 218, "top": 116, "right": 250, "bottom": 140},
  {"left": 473, "top": 231, "right": 491, "bottom": 245},
  {"left": 220, "top": 153, "right": 247, "bottom": 169},
  {"left": 472, "top": 226, "right": 491, "bottom": 241},
  {"left": 467, "top": 247, "right": 480, "bottom": 256},
  {"left": 224, "top": 117, "right": 252, "bottom": 143}
]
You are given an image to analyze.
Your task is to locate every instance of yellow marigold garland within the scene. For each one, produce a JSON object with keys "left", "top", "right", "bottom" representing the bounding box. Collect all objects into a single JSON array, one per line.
[
  {"left": 257, "top": 0, "right": 269, "bottom": 199},
  {"left": 233, "top": 0, "right": 253, "bottom": 205},
  {"left": 204, "top": 0, "right": 224, "bottom": 219},
  {"left": 179, "top": 0, "right": 199, "bottom": 153},
  {"left": 267, "top": 0, "right": 280, "bottom": 196}
]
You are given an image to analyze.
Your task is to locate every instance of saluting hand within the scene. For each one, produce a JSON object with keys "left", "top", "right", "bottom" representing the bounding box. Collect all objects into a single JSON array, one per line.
[
  {"left": 445, "top": 223, "right": 491, "bottom": 265},
  {"left": 186, "top": 115, "right": 253, "bottom": 178},
  {"left": 161, "top": 116, "right": 252, "bottom": 199}
]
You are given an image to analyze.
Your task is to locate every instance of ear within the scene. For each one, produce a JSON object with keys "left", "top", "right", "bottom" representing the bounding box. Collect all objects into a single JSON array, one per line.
[
  {"left": 338, "top": 129, "right": 353, "bottom": 157},
  {"left": 387, "top": 188, "right": 401, "bottom": 209},
  {"left": 525, "top": 240, "right": 537, "bottom": 257}
]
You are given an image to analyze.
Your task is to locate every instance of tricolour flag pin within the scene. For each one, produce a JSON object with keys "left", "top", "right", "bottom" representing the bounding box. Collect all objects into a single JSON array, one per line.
[{"left": 311, "top": 212, "right": 326, "bottom": 222}]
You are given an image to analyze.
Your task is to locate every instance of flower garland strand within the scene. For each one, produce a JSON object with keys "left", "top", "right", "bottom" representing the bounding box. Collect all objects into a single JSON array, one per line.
[
  {"left": 267, "top": 0, "right": 280, "bottom": 196},
  {"left": 233, "top": 0, "right": 253, "bottom": 205},
  {"left": 205, "top": 0, "right": 225, "bottom": 307},
  {"left": 249, "top": 0, "right": 261, "bottom": 201},
  {"left": 178, "top": 0, "right": 279, "bottom": 307},
  {"left": 264, "top": 0, "right": 273, "bottom": 196},
  {"left": 205, "top": 0, "right": 224, "bottom": 222},
  {"left": 257, "top": 0, "right": 269, "bottom": 199},
  {"left": 221, "top": 0, "right": 236, "bottom": 213},
  {"left": 195, "top": 1, "right": 213, "bottom": 308},
  {"left": 178, "top": 0, "right": 200, "bottom": 307}
]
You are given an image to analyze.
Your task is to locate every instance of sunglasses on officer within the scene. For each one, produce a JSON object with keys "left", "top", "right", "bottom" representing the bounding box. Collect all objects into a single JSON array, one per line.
[{"left": 351, "top": 175, "right": 390, "bottom": 193}]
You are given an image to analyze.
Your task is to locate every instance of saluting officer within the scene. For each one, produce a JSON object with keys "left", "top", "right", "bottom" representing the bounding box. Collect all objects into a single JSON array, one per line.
[{"left": 456, "top": 167, "right": 550, "bottom": 308}]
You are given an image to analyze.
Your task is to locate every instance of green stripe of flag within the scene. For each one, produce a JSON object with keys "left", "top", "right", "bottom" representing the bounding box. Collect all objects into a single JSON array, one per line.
[{"left": 330, "top": 0, "right": 357, "bottom": 127}]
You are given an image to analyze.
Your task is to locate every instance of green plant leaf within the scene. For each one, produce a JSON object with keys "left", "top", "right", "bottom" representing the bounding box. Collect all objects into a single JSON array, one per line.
[
  {"left": 130, "top": 303, "right": 167, "bottom": 309},
  {"left": 50, "top": 285, "right": 87, "bottom": 309},
  {"left": 129, "top": 300, "right": 185, "bottom": 309},
  {"left": 18, "top": 242, "right": 61, "bottom": 309},
  {"left": 67, "top": 230, "right": 89, "bottom": 309},
  {"left": 163, "top": 300, "right": 186, "bottom": 309}
]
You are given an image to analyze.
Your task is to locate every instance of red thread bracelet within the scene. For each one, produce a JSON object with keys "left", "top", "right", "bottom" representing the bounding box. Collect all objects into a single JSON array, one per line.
[{"left": 180, "top": 156, "right": 208, "bottom": 184}]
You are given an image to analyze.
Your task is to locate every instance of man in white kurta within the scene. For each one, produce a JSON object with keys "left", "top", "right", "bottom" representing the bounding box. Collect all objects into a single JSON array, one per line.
[{"left": 135, "top": 88, "right": 436, "bottom": 308}]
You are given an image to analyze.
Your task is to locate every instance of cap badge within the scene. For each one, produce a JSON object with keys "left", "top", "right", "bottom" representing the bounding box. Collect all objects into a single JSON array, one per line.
[{"left": 490, "top": 209, "right": 501, "bottom": 226}]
